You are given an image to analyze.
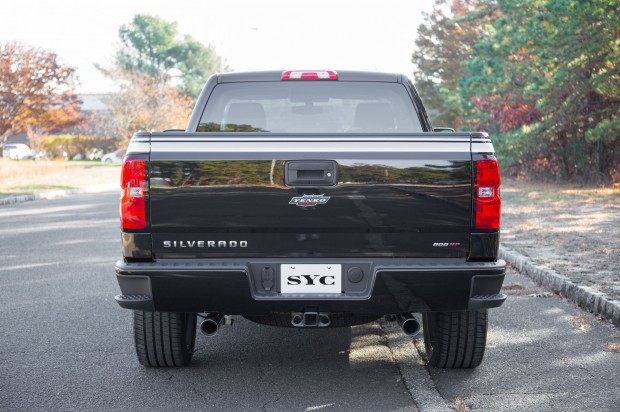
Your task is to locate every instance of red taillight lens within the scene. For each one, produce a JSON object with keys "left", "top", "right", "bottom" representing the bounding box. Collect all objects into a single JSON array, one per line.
[
  {"left": 120, "top": 158, "right": 146, "bottom": 230},
  {"left": 475, "top": 158, "right": 501, "bottom": 230},
  {"left": 281, "top": 70, "right": 338, "bottom": 80}
]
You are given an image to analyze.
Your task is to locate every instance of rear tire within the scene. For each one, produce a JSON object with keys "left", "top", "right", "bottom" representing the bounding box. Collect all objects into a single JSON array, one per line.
[
  {"left": 133, "top": 311, "right": 197, "bottom": 367},
  {"left": 422, "top": 310, "right": 488, "bottom": 369}
]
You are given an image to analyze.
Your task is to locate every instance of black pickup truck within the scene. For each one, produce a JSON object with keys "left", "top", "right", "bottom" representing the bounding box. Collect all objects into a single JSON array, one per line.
[{"left": 115, "top": 70, "right": 506, "bottom": 369}]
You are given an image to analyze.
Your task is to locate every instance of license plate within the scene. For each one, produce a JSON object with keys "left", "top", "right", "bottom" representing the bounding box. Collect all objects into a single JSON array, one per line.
[{"left": 280, "top": 264, "right": 342, "bottom": 294}]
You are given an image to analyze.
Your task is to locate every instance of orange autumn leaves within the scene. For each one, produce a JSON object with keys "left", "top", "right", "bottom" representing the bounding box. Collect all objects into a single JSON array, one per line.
[{"left": 0, "top": 42, "right": 84, "bottom": 137}]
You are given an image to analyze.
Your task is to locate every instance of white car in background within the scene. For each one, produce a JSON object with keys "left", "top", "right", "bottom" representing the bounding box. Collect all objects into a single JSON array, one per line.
[
  {"left": 101, "top": 149, "right": 126, "bottom": 163},
  {"left": 3, "top": 144, "right": 35, "bottom": 160}
]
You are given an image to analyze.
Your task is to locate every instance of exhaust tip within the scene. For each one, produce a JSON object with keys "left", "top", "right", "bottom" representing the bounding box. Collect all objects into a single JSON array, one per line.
[
  {"left": 397, "top": 313, "right": 421, "bottom": 336},
  {"left": 200, "top": 313, "right": 224, "bottom": 337}
]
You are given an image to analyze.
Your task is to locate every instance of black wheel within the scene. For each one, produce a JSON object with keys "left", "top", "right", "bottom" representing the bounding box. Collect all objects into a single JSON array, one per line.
[
  {"left": 133, "top": 311, "right": 197, "bottom": 367},
  {"left": 422, "top": 310, "right": 488, "bottom": 369}
]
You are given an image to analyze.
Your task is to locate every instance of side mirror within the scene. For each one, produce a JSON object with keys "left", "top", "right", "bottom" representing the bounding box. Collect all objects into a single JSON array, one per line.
[{"left": 433, "top": 127, "right": 455, "bottom": 132}]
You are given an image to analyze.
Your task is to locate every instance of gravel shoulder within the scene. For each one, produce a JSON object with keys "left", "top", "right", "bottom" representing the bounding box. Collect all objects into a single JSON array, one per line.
[{"left": 501, "top": 180, "right": 620, "bottom": 301}]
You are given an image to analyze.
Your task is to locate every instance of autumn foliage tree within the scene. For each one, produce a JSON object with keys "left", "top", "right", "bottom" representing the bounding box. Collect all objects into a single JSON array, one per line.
[
  {"left": 461, "top": 0, "right": 620, "bottom": 183},
  {"left": 94, "top": 14, "right": 218, "bottom": 140},
  {"left": 103, "top": 69, "right": 193, "bottom": 139},
  {"left": 412, "top": 0, "right": 499, "bottom": 129},
  {"left": 0, "top": 42, "right": 83, "bottom": 138},
  {"left": 414, "top": 0, "right": 620, "bottom": 184}
]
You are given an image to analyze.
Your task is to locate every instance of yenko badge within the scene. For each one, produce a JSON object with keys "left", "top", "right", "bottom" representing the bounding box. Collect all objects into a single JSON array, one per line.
[{"left": 289, "top": 194, "right": 331, "bottom": 208}]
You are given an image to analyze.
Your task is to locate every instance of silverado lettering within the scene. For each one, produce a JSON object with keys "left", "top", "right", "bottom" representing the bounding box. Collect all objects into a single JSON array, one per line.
[
  {"left": 114, "top": 70, "right": 506, "bottom": 369},
  {"left": 162, "top": 240, "right": 248, "bottom": 248}
]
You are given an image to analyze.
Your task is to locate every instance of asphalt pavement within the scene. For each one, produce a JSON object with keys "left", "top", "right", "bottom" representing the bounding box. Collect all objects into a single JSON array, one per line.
[{"left": 0, "top": 192, "right": 618, "bottom": 411}]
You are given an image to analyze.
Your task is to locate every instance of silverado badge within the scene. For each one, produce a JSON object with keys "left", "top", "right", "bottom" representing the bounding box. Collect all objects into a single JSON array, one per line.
[{"left": 289, "top": 194, "right": 331, "bottom": 208}]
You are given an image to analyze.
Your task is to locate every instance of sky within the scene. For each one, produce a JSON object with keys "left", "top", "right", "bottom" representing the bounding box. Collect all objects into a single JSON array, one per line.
[{"left": 2, "top": 0, "right": 436, "bottom": 93}]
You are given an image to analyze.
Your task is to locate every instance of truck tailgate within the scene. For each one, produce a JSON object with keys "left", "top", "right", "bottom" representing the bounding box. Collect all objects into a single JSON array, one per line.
[{"left": 148, "top": 134, "right": 472, "bottom": 259}]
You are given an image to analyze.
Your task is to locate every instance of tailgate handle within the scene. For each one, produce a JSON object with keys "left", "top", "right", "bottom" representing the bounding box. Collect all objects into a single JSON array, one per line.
[{"left": 285, "top": 161, "right": 337, "bottom": 187}]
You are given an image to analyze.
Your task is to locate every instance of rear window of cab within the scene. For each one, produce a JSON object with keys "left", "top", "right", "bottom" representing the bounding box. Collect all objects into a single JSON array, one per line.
[{"left": 197, "top": 81, "right": 423, "bottom": 133}]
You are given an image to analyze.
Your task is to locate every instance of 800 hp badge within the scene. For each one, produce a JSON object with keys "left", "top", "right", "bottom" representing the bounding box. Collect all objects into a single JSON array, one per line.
[{"left": 289, "top": 194, "right": 331, "bottom": 208}]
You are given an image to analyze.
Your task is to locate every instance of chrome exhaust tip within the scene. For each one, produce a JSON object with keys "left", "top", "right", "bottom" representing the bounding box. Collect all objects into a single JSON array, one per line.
[
  {"left": 200, "top": 313, "right": 224, "bottom": 337},
  {"left": 397, "top": 313, "right": 421, "bottom": 336}
]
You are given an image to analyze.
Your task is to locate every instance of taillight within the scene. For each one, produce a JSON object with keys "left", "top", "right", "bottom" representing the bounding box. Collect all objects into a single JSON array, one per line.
[
  {"left": 281, "top": 70, "right": 338, "bottom": 80},
  {"left": 475, "top": 158, "right": 501, "bottom": 230},
  {"left": 120, "top": 158, "right": 146, "bottom": 230}
]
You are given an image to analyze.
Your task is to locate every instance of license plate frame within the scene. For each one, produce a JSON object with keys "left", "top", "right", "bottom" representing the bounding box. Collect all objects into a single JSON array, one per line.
[{"left": 280, "top": 264, "right": 342, "bottom": 294}]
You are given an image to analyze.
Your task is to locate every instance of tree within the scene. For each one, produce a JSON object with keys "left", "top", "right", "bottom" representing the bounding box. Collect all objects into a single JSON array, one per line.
[
  {"left": 413, "top": 0, "right": 619, "bottom": 183},
  {"left": 0, "top": 42, "right": 83, "bottom": 137},
  {"left": 113, "top": 14, "right": 222, "bottom": 98},
  {"left": 411, "top": 0, "right": 499, "bottom": 129},
  {"left": 104, "top": 69, "right": 193, "bottom": 139},
  {"left": 461, "top": 0, "right": 620, "bottom": 183}
]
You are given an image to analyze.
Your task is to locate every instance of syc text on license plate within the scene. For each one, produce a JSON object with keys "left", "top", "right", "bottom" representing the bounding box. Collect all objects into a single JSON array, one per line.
[{"left": 280, "top": 264, "right": 342, "bottom": 294}]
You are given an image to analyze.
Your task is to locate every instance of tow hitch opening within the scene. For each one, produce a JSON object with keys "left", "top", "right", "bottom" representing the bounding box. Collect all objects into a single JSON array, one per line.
[{"left": 291, "top": 312, "right": 331, "bottom": 327}]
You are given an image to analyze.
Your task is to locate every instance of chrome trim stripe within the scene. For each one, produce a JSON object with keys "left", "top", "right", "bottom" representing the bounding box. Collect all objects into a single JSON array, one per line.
[
  {"left": 472, "top": 142, "right": 495, "bottom": 154},
  {"left": 150, "top": 141, "right": 472, "bottom": 153},
  {"left": 149, "top": 132, "right": 474, "bottom": 143},
  {"left": 127, "top": 141, "right": 150, "bottom": 154},
  {"left": 150, "top": 136, "right": 472, "bottom": 143},
  {"left": 127, "top": 133, "right": 496, "bottom": 155}
]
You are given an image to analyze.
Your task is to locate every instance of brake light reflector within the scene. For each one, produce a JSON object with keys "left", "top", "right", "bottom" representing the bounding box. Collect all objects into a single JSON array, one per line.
[
  {"left": 120, "top": 158, "right": 146, "bottom": 230},
  {"left": 281, "top": 70, "right": 338, "bottom": 80},
  {"left": 475, "top": 158, "right": 501, "bottom": 230}
]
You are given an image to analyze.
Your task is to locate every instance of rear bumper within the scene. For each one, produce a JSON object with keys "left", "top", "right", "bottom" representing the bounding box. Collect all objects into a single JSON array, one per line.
[{"left": 114, "top": 259, "right": 506, "bottom": 314}]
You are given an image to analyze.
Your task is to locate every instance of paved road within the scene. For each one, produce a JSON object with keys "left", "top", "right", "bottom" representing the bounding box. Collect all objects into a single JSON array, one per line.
[{"left": 0, "top": 193, "right": 618, "bottom": 411}]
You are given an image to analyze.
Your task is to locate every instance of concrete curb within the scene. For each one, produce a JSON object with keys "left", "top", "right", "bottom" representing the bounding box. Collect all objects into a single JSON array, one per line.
[
  {"left": 382, "top": 321, "right": 453, "bottom": 412},
  {"left": 0, "top": 184, "right": 118, "bottom": 206},
  {"left": 499, "top": 245, "right": 620, "bottom": 327}
]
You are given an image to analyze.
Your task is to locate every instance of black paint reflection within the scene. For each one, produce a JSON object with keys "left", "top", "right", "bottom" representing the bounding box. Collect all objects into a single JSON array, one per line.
[{"left": 149, "top": 159, "right": 472, "bottom": 259}]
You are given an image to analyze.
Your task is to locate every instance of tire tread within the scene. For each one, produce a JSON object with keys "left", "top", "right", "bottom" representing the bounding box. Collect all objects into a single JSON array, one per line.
[
  {"left": 423, "top": 310, "right": 487, "bottom": 369},
  {"left": 132, "top": 311, "right": 196, "bottom": 367}
]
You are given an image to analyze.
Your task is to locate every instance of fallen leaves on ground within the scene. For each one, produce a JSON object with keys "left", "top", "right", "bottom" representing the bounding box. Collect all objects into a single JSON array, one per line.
[
  {"left": 452, "top": 398, "right": 471, "bottom": 412},
  {"left": 501, "top": 283, "right": 548, "bottom": 297},
  {"left": 571, "top": 316, "right": 592, "bottom": 331},
  {"left": 604, "top": 343, "right": 620, "bottom": 353}
]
